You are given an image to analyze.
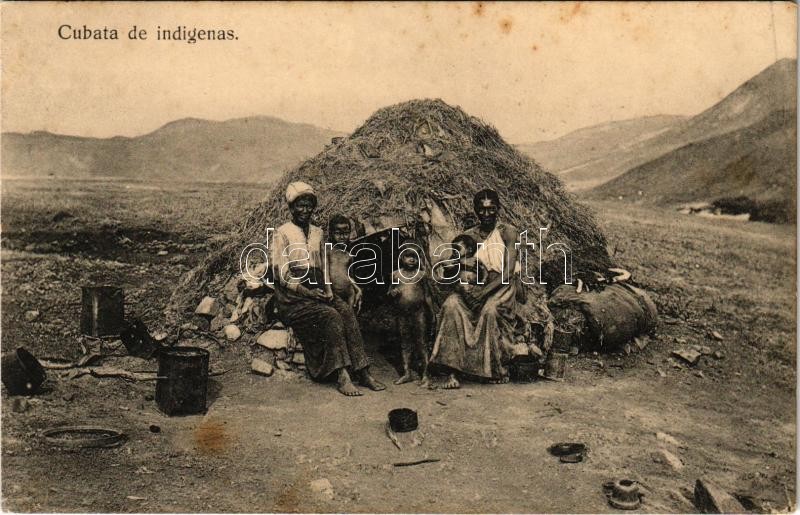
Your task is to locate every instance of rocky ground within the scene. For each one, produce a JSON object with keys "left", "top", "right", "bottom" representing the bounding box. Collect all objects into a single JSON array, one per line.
[{"left": 1, "top": 178, "right": 795, "bottom": 513}]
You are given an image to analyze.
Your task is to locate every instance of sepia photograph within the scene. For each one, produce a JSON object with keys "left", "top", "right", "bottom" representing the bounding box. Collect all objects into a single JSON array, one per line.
[{"left": 0, "top": 1, "right": 797, "bottom": 512}]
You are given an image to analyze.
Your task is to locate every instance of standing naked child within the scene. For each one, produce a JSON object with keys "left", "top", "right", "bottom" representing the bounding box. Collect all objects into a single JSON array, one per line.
[
  {"left": 325, "top": 214, "right": 362, "bottom": 312},
  {"left": 388, "top": 242, "right": 433, "bottom": 386}
]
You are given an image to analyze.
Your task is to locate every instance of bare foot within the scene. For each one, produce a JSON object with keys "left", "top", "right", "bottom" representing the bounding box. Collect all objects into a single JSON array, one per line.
[
  {"left": 360, "top": 371, "right": 386, "bottom": 391},
  {"left": 394, "top": 372, "right": 416, "bottom": 385},
  {"left": 337, "top": 370, "right": 362, "bottom": 397},
  {"left": 442, "top": 373, "right": 460, "bottom": 389},
  {"left": 417, "top": 375, "right": 431, "bottom": 388}
]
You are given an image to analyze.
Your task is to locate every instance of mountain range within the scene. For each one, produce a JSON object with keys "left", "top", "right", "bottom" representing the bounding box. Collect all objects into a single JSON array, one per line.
[
  {"left": 519, "top": 58, "right": 796, "bottom": 222},
  {"left": 516, "top": 115, "right": 688, "bottom": 190},
  {"left": 518, "top": 59, "right": 797, "bottom": 200},
  {"left": 4, "top": 59, "right": 796, "bottom": 222},
  {"left": 2, "top": 117, "right": 344, "bottom": 183}
]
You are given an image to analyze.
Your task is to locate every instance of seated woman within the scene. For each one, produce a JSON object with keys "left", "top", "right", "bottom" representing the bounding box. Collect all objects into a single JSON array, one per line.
[
  {"left": 429, "top": 189, "right": 521, "bottom": 389},
  {"left": 270, "top": 181, "right": 385, "bottom": 397}
]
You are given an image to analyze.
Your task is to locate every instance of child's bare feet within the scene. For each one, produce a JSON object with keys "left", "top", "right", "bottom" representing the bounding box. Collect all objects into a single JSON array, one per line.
[
  {"left": 394, "top": 372, "right": 417, "bottom": 385},
  {"left": 418, "top": 375, "right": 431, "bottom": 388},
  {"left": 359, "top": 370, "right": 386, "bottom": 391},
  {"left": 442, "top": 373, "right": 460, "bottom": 389},
  {"left": 337, "top": 369, "right": 362, "bottom": 396}
]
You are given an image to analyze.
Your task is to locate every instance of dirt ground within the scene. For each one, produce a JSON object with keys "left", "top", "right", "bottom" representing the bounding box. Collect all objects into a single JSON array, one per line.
[{"left": 1, "top": 178, "right": 796, "bottom": 513}]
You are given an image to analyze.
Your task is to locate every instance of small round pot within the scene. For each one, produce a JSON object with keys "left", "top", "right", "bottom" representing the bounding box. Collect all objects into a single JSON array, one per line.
[
  {"left": 388, "top": 408, "right": 418, "bottom": 433},
  {"left": 604, "top": 479, "right": 642, "bottom": 510}
]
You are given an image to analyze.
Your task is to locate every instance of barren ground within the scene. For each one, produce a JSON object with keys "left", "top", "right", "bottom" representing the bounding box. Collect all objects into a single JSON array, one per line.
[{"left": 1, "top": 178, "right": 795, "bottom": 513}]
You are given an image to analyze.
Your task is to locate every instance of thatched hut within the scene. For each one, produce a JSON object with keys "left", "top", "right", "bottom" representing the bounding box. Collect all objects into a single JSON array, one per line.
[{"left": 166, "top": 99, "right": 614, "bottom": 349}]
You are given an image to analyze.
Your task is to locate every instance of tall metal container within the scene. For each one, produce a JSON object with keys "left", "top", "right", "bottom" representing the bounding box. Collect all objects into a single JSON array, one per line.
[
  {"left": 155, "top": 347, "right": 209, "bottom": 416},
  {"left": 80, "top": 286, "right": 125, "bottom": 337}
]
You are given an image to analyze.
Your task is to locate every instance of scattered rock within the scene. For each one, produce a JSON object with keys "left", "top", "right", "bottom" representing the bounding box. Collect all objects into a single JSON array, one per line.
[
  {"left": 257, "top": 329, "right": 289, "bottom": 350},
  {"left": 694, "top": 371, "right": 705, "bottom": 379},
  {"left": 309, "top": 478, "right": 334, "bottom": 500},
  {"left": 695, "top": 345, "right": 713, "bottom": 355},
  {"left": 62, "top": 392, "right": 75, "bottom": 402},
  {"left": 24, "top": 310, "right": 41, "bottom": 322},
  {"left": 657, "top": 368, "right": 667, "bottom": 378},
  {"left": 275, "top": 360, "right": 292, "bottom": 371},
  {"left": 654, "top": 448, "right": 684, "bottom": 471},
  {"left": 656, "top": 432, "right": 683, "bottom": 447},
  {"left": 149, "top": 425, "right": 161, "bottom": 433},
  {"left": 52, "top": 211, "right": 75, "bottom": 223},
  {"left": 291, "top": 352, "right": 306, "bottom": 365},
  {"left": 243, "top": 280, "right": 269, "bottom": 296},
  {"left": 194, "top": 297, "right": 220, "bottom": 318},
  {"left": 708, "top": 331, "right": 724, "bottom": 341},
  {"left": 694, "top": 479, "right": 746, "bottom": 513},
  {"left": 223, "top": 324, "right": 241, "bottom": 341},
  {"left": 251, "top": 358, "right": 274, "bottom": 377},
  {"left": 157, "top": 250, "right": 169, "bottom": 256},
  {"left": 222, "top": 276, "right": 242, "bottom": 302},
  {"left": 209, "top": 313, "right": 228, "bottom": 333},
  {"left": 668, "top": 488, "right": 698, "bottom": 511},
  {"left": 153, "top": 332, "right": 168, "bottom": 342},
  {"left": 672, "top": 349, "right": 701, "bottom": 366},
  {"left": 713, "top": 351, "right": 724, "bottom": 360},
  {"left": 634, "top": 337, "right": 648, "bottom": 351}
]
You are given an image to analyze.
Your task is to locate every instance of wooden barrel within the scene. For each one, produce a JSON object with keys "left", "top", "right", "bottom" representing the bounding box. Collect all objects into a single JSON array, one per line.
[
  {"left": 80, "top": 286, "right": 125, "bottom": 337},
  {"left": 155, "top": 347, "right": 209, "bottom": 416}
]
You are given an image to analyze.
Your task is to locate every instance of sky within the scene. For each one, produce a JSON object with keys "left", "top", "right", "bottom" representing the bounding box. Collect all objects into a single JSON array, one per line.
[{"left": 1, "top": 2, "right": 796, "bottom": 143}]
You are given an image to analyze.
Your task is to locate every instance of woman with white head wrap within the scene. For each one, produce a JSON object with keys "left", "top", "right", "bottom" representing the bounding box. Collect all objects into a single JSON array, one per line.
[{"left": 271, "top": 181, "right": 385, "bottom": 396}]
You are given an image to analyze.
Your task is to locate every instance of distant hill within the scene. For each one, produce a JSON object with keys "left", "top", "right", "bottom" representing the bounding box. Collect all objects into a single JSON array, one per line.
[
  {"left": 591, "top": 110, "right": 796, "bottom": 213},
  {"left": 521, "top": 58, "right": 797, "bottom": 191},
  {"left": 590, "top": 59, "right": 797, "bottom": 223},
  {"left": 2, "top": 117, "right": 345, "bottom": 183},
  {"left": 516, "top": 115, "right": 686, "bottom": 188}
]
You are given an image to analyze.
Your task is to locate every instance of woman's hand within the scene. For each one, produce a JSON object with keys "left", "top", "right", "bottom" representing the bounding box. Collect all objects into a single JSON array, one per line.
[
  {"left": 300, "top": 285, "right": 332, "bottom": 302},
  {"left": 352, "top": 287, "right": 363, "bottom": 313},
  {"left": 315, "top": 289, "right": 334, "bottom": 302}
]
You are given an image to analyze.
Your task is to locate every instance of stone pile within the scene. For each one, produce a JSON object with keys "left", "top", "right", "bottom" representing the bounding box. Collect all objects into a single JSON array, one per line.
[{"left": 191, "top": 262, "right": 306, "bottom": 378}]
